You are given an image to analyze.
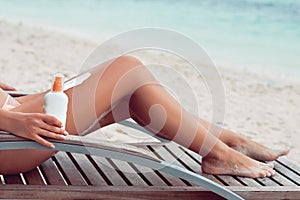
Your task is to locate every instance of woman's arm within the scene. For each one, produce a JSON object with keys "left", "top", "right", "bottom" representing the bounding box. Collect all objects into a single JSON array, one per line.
[{"left": 0, "top": 109, "right": 68, "bottom": 148}]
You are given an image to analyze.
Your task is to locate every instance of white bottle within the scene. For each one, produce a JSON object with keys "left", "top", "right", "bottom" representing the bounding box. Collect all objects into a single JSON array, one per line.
[{"left": 44, "top": 73, "right": 69, "bottom": 129}]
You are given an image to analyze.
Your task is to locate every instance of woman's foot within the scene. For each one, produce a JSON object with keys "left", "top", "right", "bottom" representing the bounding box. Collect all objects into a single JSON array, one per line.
[
  {"left": 202, "top": 144, "right": 276, "bottom": 178},
  {"left": 230, "top": 138, "right": 289, "bottom": 162},
  {"left": 219, "top": 130, "right": 289, "bottom": 161}
]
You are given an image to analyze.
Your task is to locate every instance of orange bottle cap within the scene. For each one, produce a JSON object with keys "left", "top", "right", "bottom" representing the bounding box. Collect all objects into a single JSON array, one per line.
[{"left": 52, "top": 74, "right": 64, "bottom": 92}]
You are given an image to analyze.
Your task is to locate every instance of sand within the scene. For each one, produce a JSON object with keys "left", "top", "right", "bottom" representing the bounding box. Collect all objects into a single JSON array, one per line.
[{"left": 1, "top": 19, "right": 299, "bottom": 166}]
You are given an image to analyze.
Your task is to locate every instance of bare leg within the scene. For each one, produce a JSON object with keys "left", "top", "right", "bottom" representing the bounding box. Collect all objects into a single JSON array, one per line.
[
  {"left": 0, "top": 56, "right": 158, "bottom": 174},
  {"left": 115, "top": 71, "right": 275, "bottom": 178},
  {"left": 97, "top": 107, "right": 288, "bottom": 162},
  {"left": 198, "top": 119, "right": 289, "bottom": 161},
  {"left": 1, "top": 56, "right": 275, "bottom": 177},
  {"left": 74, "top": 56, "right": 276, "bottom": 178}
]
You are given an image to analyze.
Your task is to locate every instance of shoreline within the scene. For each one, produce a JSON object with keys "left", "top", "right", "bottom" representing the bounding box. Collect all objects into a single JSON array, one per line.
[
  {"left": 0, "top": 17, "right": 300, "bottom": 86},
  {"left": 0, "top": 19, "right": 299, "bottom": 166}
]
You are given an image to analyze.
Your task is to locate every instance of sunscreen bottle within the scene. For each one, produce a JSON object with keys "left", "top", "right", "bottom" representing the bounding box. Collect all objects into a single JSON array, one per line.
[{"left": 44, "top": 73, "right": 69, "bottom": 129}]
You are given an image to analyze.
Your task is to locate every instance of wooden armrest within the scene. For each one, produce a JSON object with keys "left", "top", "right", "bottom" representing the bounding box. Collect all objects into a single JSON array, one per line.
[{"left": 0, "top": 131, "right": 159, "bottom": 162}]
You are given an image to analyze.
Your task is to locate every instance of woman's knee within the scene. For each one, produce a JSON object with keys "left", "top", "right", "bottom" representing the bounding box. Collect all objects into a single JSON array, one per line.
[
  {"left": 104, "top": 55, "right": 154, "bottom": 84},
  {"left": 110, "top": 55, "right": 144, "bottom": 73}
]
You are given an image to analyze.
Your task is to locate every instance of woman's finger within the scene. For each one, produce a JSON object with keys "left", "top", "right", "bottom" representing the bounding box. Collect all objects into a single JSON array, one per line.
[
  {"left": 40, "top": 122, "right": 67, "bottom": 135},
  {"left": 0, "top": 83, "right": 16, "bottom": 91},
  {"left": 38, "top": 129, "right": 66, "bottom": 140},
  {"left": 33, "top": 135, "right": 55, "bottom": 148},
  {"left": 42, "top": 114, "right": 62, "bottom": 127}
]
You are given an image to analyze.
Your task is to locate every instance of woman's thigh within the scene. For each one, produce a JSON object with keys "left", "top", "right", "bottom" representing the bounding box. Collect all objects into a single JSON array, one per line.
[{"left": 0, "top": 56, "right": 145, "bottom": 174}]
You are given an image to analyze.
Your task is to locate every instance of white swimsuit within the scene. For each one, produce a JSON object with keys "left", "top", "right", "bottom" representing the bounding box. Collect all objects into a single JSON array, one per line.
[{"left": 1, "top": 94, "right": 21, "bottom": 110}]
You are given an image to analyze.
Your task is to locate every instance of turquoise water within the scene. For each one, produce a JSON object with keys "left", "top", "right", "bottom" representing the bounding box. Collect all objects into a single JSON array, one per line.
[{"left": 0, "top": 0, "right": 299, "bottom": 76}]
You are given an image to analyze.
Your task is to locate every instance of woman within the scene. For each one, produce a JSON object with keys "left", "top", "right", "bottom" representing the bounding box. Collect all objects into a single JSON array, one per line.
[{"left": 0, "top": 56, "right": 288, "bottom": 177}]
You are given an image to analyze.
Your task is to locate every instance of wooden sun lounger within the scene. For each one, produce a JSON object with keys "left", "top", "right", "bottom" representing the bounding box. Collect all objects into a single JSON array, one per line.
[
  {"left": 0, "top": 130, "right": 243, "bottom": 200},
  {"left": 1, "top": 129, "right": 300, "bottom": 200},
  {"left": 1, "top": 92, "right": 299, "bottom": 199}
]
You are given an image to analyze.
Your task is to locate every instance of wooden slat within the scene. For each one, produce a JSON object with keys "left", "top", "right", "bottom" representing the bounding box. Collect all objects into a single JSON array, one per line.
[
  {"left": 236, "top": 177, "right": 262, "bottom": 186},
  {"left": 39, "top": 158, "right": 66, "bottom": 185},
  {"left": 90, "top": 156, "right": 128, "bottom": 186},
  {"left": 127, "top": 162, "right": 169, "bottom": 186},
  {"left": 70, "top": 153, "right": 109, "bottom": 186},
  {"left": 214, "top": 175, "right": 245, "bottom": 186},
  {"left": 270, "top": 172, "right": 297, "bottom": 186},
  {"left": 23, "top": 168, "right": 45, "bottom": 185},
  {"left": 107, "top": 158, "right": 149, "bottom": 186},
  {"left": 0, "top": 185, "right": 222, "bottom": 200},
  {"left": 148, "top": 145, "right": 191, "bottom": 186},
  {"left": 132, "top": 143, "right": 190, "bottom": 186},
  {"left": 124, "top": 144, "right": 170, "bottom": 186},
  {"left": 0, "top": 185, "right": 299, "bottom": 200},
  {"left": 134, "top": 144, "right": 180, "bottom": 186},
  {"left": 274, "top": 161, "right": 300, "bottom": 185},
  {"left": 231, "top": 186, "right": 300, "bottom": 200},
  {"left": 3, "top": 174, "right": 23, "bottom": 184},
  {"left": 278, "top": 158, "right": 300, "bottom": 175},
  {"left": 134, "top": 144, "right": 179, "bottom": 186},
  {"left": 256, "top": 176, "right": 279, "bottom": 186},
  {"left": 165, "top": 143, "right": 225, "bottom": 186},
  {"left": 53, "top": 152, "right": 87, "bottom": 186}
]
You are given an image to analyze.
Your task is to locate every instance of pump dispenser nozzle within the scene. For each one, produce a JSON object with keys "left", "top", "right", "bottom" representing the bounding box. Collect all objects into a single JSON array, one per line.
[{"left": 52, "top": 73, "right": 64, "bottom": 92}]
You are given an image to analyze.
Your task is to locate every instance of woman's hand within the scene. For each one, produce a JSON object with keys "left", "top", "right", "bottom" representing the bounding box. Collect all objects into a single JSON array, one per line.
[
  {"left": 8, "top": 112, "right": 68, "bottom": 148},
  {"left": 0, "top": 82, "right": 16, "bottom": 91}
]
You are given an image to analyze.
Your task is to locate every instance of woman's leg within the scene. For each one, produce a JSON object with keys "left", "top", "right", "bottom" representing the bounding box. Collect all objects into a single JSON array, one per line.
[
  {"left": 0, "top": 56, "right": 156, "bottom": 174},
  {"left": 120, "top": 67, "right": 275, "bottom": 178},
  {"left": 13, "top": 91, "right": 291, "bottom": 162},
  {"left": 66, "top": 55, "right": 276, "bottom": 178},
  {"left": 198, "top": 119, "right": 289, "bottom": 161},
  {"left": 88, "top": 103, "right": 289, "bottom": 162},
  {"left": 1, "top": 56, "right": 275, "bottom": 177}
]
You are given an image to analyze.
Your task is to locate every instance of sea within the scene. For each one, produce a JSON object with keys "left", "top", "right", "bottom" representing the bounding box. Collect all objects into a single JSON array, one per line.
[{"left": 0, "top": 0, "right": 299, "bottom": 78}]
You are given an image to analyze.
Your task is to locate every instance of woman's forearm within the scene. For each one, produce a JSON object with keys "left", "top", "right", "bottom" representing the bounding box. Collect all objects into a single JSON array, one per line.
[
  {"left": 0, "top": 109, "right": 15, "bottom": 132},
  {"left": 0, "top": 108, "right": 67, "bottom": 148}
]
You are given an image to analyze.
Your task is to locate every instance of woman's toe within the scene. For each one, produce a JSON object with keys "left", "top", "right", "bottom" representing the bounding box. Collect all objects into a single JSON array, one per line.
[{"left": 268, "top": 162, "right": 274, "bottom": 168}]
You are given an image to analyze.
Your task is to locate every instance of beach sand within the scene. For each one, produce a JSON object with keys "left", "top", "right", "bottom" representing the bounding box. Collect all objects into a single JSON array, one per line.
[{"left": 1, "top": 19, "right": 299, "bottom": 166}]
